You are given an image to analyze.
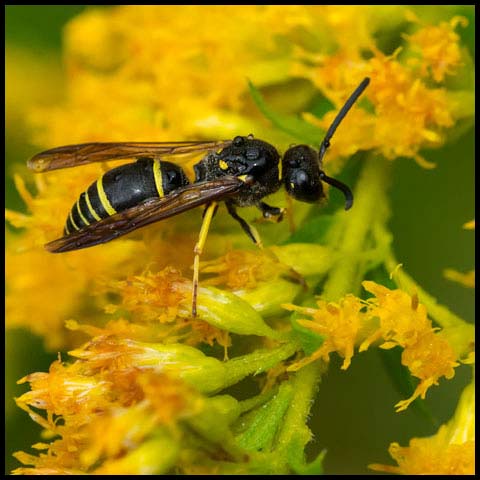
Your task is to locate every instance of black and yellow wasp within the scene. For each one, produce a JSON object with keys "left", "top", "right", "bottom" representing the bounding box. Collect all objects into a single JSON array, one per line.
[{"left": 28, "top": 77, "right": 370, "bottom": 316}]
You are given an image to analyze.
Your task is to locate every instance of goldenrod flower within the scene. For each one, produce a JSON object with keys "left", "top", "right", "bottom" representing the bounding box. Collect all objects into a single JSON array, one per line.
[
  {"left": 284, "top": 294, "right": 364, "bottom": 371},
  {"left": 370, "top": 382, "right": 474, "bottom": 474},
  {"left": 296, "top": 42, "right": 460, "bottom": 168},
  {"left": 405, "top": 12, "right": 468, "bottom": 82},
  {"left": 284, "top": 281, "right": 464, "bottom": 412},
  {"left": 14, "top": 340, "right": 202, "bottom": 474},
  {"left": 13, "top": 327, "right": 298, "bottom": 474}
]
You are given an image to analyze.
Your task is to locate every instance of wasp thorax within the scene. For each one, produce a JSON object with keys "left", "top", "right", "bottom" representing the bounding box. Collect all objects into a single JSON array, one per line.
[
  {"left": 219, "top": 136, "right": 280, "bottom": 178},
  {"left": 282, "top": 145, "right": 324, "bottom": 203}
]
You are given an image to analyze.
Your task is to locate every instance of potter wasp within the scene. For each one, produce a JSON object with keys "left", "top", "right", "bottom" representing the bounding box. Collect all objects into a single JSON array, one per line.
[{"left": 28, "top": 77, "right": 370, "bottom": 315}]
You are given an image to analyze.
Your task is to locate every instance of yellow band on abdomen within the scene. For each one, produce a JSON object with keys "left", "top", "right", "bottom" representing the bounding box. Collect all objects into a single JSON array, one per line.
[
  {"left": 96, "top": 177, "right": 117, "bottom": 216},
  {"left": 76, "top": 199, "right": 90, "bottom": 226},
  {"left": 153, "top": 160, "right": 164, "bottom": 197},
  {"left": 85, "top": 190, "right": 101, "bottom": 221},
  {"left": 69, "top": 210, "right": 80, "bottom": 231}
]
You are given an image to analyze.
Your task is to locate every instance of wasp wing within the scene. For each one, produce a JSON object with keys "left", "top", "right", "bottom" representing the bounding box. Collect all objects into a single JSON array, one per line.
[
  {"left": 28, "top": 140, "right": 232, "bottom": 173},
  {"left": 45, "top": 176, "right": 244, "bottom": 253}
]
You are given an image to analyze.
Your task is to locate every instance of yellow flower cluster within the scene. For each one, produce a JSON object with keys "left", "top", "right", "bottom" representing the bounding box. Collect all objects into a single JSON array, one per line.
[
  {"left": 14, "top": 335, "right": 204, "bottom": 474},
  {"left": 370, "top": 382, "right": 474, "bottom": 474},
  {"left": 200, "top": 249, "right": 291, "bottom": 290},
  {"left": 405, "top": 13, "right": 468, "bottom": 82},
  {"left": 295, "top": 15, "right": 468, "bottom": 168},
  {"left": 371, "top": 434, "right": 474, "bottom": 475},
  {"left": 284, "top": 280, "right": 461, "bottom": 412},
  {"left": 29, "top": 5, "right": 318, "bottom": 146},
  {"left": 103, "top": 267, "right": 232, "bottom": 348},
  {"left": 285, "top": 295, "right": 364, "bottom": 371}
]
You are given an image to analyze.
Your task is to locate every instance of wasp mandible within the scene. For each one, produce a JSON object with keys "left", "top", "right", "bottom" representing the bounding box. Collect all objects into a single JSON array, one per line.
[{"left": 28, "top": 77, "right": 370, "bottom": 316}]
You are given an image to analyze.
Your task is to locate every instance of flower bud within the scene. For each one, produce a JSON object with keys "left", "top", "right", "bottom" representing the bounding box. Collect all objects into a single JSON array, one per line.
[
  {"left": 132, "top": 341, "right": 228, "bottom": 393},
  {"left": 234, "top": 278, "right": 302, "bottom": 317},
  {"left": 270, "top": 244, "right": 335, "bottom": 276},
  {"left": 94, "top": 431, "right": 179, "bottom": 475},
  {"left": 196, "top": 286, "right": 282, "bottom": 339}
]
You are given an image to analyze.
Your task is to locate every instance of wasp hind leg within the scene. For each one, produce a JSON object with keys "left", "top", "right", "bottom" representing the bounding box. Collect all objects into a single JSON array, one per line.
[
  {"left": 226, "top": 202, "right": 263, "bottom": 248},
  {"left": 227, "top": 202, "right": 307, "bottom": 289},
  {"left": 192, "top": 202, "right": 218, "bottom": 317}
]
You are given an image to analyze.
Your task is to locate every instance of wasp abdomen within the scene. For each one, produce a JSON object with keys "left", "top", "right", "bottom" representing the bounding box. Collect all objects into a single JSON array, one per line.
[{"left": 64, "top": 158, "right": 189, "bottom": 234}]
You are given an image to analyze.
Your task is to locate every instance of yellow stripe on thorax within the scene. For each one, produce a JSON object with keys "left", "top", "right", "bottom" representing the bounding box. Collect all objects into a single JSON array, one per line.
[
  {"left": 85, "top": 190, "right": 101, "bottom": 221},
  {"left": 153, "top": 160, "right": 165, "bottom": 197},
  {"left": 76, "top": 199, "right": 90, "bottom": 226},
  {"left": 96, "top": 177, "right": 117, "bottom": 215}
]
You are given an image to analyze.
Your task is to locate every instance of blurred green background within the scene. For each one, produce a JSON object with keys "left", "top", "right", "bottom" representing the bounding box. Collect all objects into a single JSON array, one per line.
[{"left": 5, "top": 5, "right": 474, "bottom": 475}]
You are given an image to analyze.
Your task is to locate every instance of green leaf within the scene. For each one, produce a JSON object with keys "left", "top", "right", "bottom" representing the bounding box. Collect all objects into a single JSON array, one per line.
[
  {"left": 248, "top": 80, "right": 323, "bottom": 145},
  {"left": 290, "top": 314, "right": 324, "bottom": 356},
  {"left": 235, "top": 381, "right": 294, "bottom": 451},
  {"left": 284, "top": 214, "right": 336, "bottom": 245},
  {"left": 287, "top": 437, "right": 326, "bottom": 475}
]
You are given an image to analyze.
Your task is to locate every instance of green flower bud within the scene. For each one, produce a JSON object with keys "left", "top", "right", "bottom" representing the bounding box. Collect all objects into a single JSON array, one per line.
[
  {"left": 270, "top": 244, "right": 336, "bottom": 276},
  {"left": 234, "top": 278, "right": 302, "bottom": 317},
  {"left": 197, "top": 286, "right": 282, "bottom": 339},
  {"left": 187, "top": 395, "right": 242, "bottom": 446},
  {"left": 95, "top": 430, "right": 179, "bottom": 475},
  {"left": 134, "top": 341, "right": 227, "bottom": 393}
]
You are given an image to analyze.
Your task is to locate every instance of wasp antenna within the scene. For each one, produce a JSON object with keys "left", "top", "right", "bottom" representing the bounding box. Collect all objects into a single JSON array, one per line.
[
  {"left": 319, "top": 77, "right": 370, "bottom": 164},
  {"left": 320, "top": 171, "right": 354, "bottom": 210}
]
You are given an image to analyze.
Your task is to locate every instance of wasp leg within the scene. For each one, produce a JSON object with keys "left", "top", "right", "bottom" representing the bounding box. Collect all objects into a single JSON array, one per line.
[
  {"left": 202, "top": 202, "right": 219, "bottom": 219},
  {"left": 227, "top": 202, "right": 306, "bottom": 289},
  {"left": 285, "top": 194, "right": 296, "bottom": 233},
  {"left": 258, "top": 201, "right": 284, "bottom": 223},
  {"left": 226, "top": 202, "right": 263, "bottom": 248},
  {"left": 192, "top": 201, "right": 218, "bottom": 317}
]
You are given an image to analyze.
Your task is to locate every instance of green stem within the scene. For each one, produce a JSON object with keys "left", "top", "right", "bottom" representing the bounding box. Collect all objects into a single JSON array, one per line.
[
  {"left": 323, "top": 155, "right": 391, "bottom": 300},
  {"left": 275, "top": 362, "right": 324, "bottom": 451},
  {"left": 268, "top": 157, "right": 393, "bottom": 472},
  {"left": 223, "top": 341, "right": 299, "bottom": 389}
]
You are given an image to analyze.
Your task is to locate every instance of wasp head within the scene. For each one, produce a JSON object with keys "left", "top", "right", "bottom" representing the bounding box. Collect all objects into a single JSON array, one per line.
[{"left": 282, "top": 145, "right": 353, "bottom": 210}]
